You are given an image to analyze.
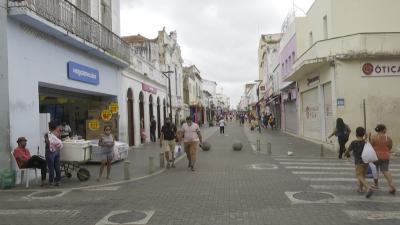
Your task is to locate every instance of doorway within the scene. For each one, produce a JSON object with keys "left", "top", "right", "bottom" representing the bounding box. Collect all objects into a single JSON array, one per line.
[
  {"left": 127, "top": 88, "right": 134, "bottom": 146},
  {"left": 139, "top": 91, "right": 144, "bottom": 143},
  {"left": 157, "top": 97, "right": 161, "bottom": 138}
]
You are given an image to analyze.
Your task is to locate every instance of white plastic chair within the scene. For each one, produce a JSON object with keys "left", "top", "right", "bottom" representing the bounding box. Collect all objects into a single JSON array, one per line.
[{"left": 11, "top": 151, "right": 38, "bottom": 188}]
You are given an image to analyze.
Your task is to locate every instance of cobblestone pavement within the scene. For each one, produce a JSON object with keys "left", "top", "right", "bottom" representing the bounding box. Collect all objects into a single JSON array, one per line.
[{"left": 1, "top": 121, "right": 399, "bottom": 225}]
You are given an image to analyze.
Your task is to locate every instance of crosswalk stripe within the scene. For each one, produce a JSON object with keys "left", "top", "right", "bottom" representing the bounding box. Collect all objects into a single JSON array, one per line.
[
  {"left": 338, "top": 195, "right": 400, "bottom": 203},
  {"left": 286, "top": 166, "right": 400, "bottom": 171},
  {"left": 293, "top": 171, "right": 400, "bottom": 177},
  {"left": 310, "top": 184, "right": 392, "bottom": 190},
  {"left": 345, "top": 210, "right": 400, "bottom": 220},
  {"left": 0, "top": 209, "right": 80, "bottom": 216},
  {"left": 280, "top": 162, "right": 353, "bottom": 166},
  {"left": 275, "top": 158, "right": 344, "bottom": 162},
  {"left": 302, "top": 177, "right": 358, "bottom": 182}
]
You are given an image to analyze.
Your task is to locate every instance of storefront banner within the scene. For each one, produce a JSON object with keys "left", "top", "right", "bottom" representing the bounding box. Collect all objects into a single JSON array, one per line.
[
  {"left": 362, "top": 61, "right": 400, "bottom": 77},
  {"left": 101, "top": 110, "right": 113, "bottom": 121},
  {"left": 109, "top": 102, "right": 119, "bottom": 114},
  {"left": 88, "top": 120, "right": 100, "bottom": 131},
  {"left": 142, "top": 83, "right": 157, "bottom": 94},
  {"left": 67, "top": 61, "right": 99, "bottom": 85}
]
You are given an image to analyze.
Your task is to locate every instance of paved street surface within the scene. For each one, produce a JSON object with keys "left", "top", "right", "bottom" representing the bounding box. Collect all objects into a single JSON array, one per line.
[{"left": 1, "top": 121, "right": 400, "bottom": 225}]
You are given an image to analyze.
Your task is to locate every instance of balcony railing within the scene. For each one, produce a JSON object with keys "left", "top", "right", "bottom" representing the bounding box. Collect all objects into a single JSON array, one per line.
[{"left": 9, "top": 0, "right": 130, "bottom": 63}]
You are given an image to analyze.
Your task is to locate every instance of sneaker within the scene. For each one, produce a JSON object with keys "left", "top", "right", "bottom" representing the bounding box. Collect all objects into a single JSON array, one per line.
[
  {"left": 366, "top": 189, "right": 374, "bottom": 198},
  {"left": 190, "top": 166, "right": 195, "bottom": 172},
  {"left": 171, "top": 163, "right": 176, "bottom": 168},
  {"left": 166, "top": 163, "right": 171, "bottom": 169}
]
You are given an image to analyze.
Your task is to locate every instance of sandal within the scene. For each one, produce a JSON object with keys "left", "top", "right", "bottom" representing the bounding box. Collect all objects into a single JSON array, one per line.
[
  {"left": 366, "top": 189, "right": 374, "bottom": 198},
  {"left": 389, "top": 188, "right": 396, "bottom": 195}
]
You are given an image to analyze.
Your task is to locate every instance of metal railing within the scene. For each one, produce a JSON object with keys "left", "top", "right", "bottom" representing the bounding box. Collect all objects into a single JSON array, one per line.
[{"left": 9, "top": 0, "right": 130, "bottom": 63}]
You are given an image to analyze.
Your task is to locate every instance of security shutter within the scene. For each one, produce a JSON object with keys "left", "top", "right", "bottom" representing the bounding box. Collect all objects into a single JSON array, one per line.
[
  {"left": 302, "top": 88, "right": 321, "bottom": 140},
  {"left": 284, "top": 101, "right": 297, "bottom": 134},
  {"left": 323, "top": 83, "right": 334, "bottom": 139}
]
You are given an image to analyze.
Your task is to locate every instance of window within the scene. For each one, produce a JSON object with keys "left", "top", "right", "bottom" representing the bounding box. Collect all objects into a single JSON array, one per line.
[
  {"left": 100, "top": 0, "right": 112, "bottom": 30},
  {"left": 309, "top": 32, "right": 314, "bottom": 47},
  {"left": 323, "top": 15, "right": 328, "bottom": 39},
  {"left": 76, "top": 0, "right": 90, "bottom": 14}
]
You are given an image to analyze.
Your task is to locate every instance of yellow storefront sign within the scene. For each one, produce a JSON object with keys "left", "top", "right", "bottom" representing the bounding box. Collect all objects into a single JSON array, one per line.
[
  {"left": 101, "top": 109, "right": 113, "bottom": 121},
  {"left": 88, "top": 120, "right": 100, "bottom": 131},
  {"left": 109, "top": 102, "right": 119, "bottom": 114}
]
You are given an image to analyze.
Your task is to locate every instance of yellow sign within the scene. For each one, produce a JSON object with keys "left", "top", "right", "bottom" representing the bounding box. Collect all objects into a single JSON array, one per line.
[
  {"left": 101, "top": 109, "right": 113, "bottom": 121},
  {"left": 88, "top": 120, "right": 100, "bottom": 131},
  {"left": 109, "top": 102, "right": 119, "bottom": 114}
]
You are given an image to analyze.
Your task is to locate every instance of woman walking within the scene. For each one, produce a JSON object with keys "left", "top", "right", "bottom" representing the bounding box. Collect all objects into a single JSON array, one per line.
[
  {"left": 97, "top": 125, "right": 115, "bottom": 181},
  {"left": 370, "top": 124, "right": 396, "bottom": 194},
  {"left": 328, "top": 118, "right": 351, "bottom": 159},
  {"left": 45, "top": 122, "right": 63, "bottom": 186}
]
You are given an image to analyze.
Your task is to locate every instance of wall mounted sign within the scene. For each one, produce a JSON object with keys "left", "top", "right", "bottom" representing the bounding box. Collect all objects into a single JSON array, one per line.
[
  {"left": 101, "top": 110, "right": 113, "bottom": 121},
  {"left": 307, "top": 75, "right": 320, "bottom": 86},
  {"left": 88, "top": 120, "right": 100, "bottom": 131},
  {"left": 337, "top": 98, "right": 345, "bottom": 108},
  {"left": 142, "top": 83, "right": 157, "bottom": 94},
  {"left": 67, "top": 61, "right": 99, "bottom": 85},
  {"left": 109, "top": 102, "right": 119, "bottom": 114},
  {"left": 362, "top": 61, "right": 400, "bottom": 77}
]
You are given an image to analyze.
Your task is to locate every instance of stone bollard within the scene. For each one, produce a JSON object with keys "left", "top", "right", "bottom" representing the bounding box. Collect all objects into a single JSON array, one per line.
[
  {"left": 124, "top": 160, "right": 131, "bottom": 180},
  {"left": 149, "top": 156, "right": 154, "bottom": 174},
  {"left": 320, "top": 144, "right": 324, "bottom": 157},
  {"left": 233, "top": 141, "right": 243, "bottom": 151},
  {"left": 267, "top": 142, "right": 272, "bottom": 155},
  {"left": 159, "top": 153, "right": 165, "bottom": 168},
  {"left": 256, "top": 137, "right": 261, "bottom": 152}
]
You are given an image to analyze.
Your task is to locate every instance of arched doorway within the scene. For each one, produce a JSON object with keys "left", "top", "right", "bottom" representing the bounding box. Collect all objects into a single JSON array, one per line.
[
  {"left": 157, "top": 97, "right": 161, "bottom": 138},
  {"left": 163, "top": 99, "right": 167, "bottom": 122},
  {"left": 149, "top": 95, "right": 154, "bottom": 121},
  {"left": 127, "top": 88, "right": 134, "bottom": 146},
  {"left": 139, "top": 92, "right": 145, "bottom": 143}
]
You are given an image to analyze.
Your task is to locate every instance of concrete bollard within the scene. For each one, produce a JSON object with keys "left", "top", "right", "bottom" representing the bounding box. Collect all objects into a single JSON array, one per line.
[
  {"left": 320, "top": 144, "right": 324, "bottom": 157},
  {"left": 149, "top": 156, "right": 154, "bottom": 174},
  {"left": 267, "top": 142, "right": 272, "bottom": 155},
  {"left": 256, "top": 139, "right": 261, "bottom": 152},
  {"left": 159, "top": 153, "right": 165, "bottom": 168},
  {"left": 124, "top": 160, "right": 131, "bottom": 180}
]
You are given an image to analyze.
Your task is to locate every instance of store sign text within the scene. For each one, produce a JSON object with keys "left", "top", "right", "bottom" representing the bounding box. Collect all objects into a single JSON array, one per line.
[
  {"left": 88, "top": 120, "right": 100, "bottom": 131},
  {"left": 142, "top": 83, "right": 157, "bottom": 94},
  {"left": 67, "top": 61, "right": 99, "bottom": 85},
  {"left": 362, "top": 61, "right": 400, "bottom": 77},
  {"left": 101, "top": 110, "right": 113, "bottom": 121}
]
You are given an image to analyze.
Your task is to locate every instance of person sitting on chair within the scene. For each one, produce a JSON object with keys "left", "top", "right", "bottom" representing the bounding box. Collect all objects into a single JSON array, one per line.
[{"left": 13, "top": 137, "right": 48, "bottom": 186}]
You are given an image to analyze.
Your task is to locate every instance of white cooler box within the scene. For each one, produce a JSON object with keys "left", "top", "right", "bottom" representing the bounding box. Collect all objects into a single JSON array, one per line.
[
  {"left": 60, "top": 140, "right": 92, "bottom": 162},
  {"left": 89, "top": 140, "right": 129, "bottom": 163}
]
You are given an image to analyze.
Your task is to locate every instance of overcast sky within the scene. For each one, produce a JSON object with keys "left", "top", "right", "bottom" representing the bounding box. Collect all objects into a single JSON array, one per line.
[{"left": 120, "top": 0, "right": 315, "bottom": 108}]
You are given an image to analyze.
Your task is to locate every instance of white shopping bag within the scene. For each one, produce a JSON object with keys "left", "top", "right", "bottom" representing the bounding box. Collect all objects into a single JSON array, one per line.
[{"left": 362, "top": 142, "right": 378, "bottom": 163}]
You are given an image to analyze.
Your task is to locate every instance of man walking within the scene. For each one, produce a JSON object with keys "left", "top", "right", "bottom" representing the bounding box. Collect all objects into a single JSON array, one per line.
[
  {"left": 218, "top": 117, "right": 226, "bottom": 134},
  {"left": 160, "top": 118, "right": 177, "bottom": 168},
  {"left": 150, "top": 116, "right": 157, "bottom": 142},
  {"left": 180, "top": 116, "right": 202, "bottom": 171},
  {"left": 13, "top": 137, "right": 48, "bottom": 186}
]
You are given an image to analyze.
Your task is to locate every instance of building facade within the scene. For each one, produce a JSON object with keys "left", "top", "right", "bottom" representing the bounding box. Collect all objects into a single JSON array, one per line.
[
  {"left": 2, "top": 0, "right": 129, "bottom": 174},
  {"left": 285, "top": 0, "right": 400, "bottom": 151}
]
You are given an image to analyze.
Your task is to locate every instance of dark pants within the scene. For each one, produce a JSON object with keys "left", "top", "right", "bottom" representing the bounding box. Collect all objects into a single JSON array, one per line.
[
  {"left": 46, "top": 151, "right": 61, "bottom": 183},
  {"left": 338, "top": 136, "right": 348, "bottom": 159},
  {"left": 220, "top": 126, "right": 225, "bottom": 134},
  {"left": 24, "top": 155, "right": 47, "bottom": 181},
  {"left": 150, "top": 130, "right": 156, "bottom": 142}
]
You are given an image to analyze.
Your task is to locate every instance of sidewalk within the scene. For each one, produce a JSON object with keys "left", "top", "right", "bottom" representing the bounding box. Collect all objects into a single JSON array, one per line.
[
  {"left": 9, "top": 126, "right": 219, "bottom": 190},
  {"left": 243, "top": 123, "right": 338, "bottom": 158}
]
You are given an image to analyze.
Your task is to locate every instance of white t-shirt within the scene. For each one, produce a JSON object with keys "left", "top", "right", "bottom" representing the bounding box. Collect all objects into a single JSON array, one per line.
[
  {"left": 181, "top": 122, "right": 200, "bottom": 142},
  {"left": 219, "top": 119, "right": 225, "bottom": 127}
]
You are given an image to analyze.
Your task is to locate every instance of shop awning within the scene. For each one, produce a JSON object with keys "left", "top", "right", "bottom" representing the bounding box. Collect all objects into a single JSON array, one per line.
[{"left": 284, "top": 58, "right": 329, "bottom": 82}]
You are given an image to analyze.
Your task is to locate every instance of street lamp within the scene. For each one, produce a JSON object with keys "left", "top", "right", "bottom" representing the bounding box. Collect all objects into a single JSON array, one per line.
[
  {"left": 161, "top": 71, "right": 174, "bottom": 121},
  {"left": 254, "top": 79, "right": 263, "bottom": 133}
]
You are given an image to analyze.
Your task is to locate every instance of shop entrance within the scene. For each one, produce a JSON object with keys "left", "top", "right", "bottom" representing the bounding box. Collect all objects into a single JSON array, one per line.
[
  {"left": 38, "top": 86, "right": 118, "bottom": 141},
  {"left": 139, "top": 92, "right": 145, "bottom": 143},
  {"left": 157, "top": 97, "right": 161, "bottom": 138},
  {"left": 127, "top": 88, "right": 135, "bottom": 146},
  {"left": 149, "top": 95, "right": 154, "bottom": 122}
]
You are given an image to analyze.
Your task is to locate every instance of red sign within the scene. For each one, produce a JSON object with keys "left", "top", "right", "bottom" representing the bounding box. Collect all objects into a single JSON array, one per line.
[
  {"left": 362, "top": 61, "right": 400, "bottom": 77},
  {"left": 142, "top": 83, "right": 157, "bottom": 94}
]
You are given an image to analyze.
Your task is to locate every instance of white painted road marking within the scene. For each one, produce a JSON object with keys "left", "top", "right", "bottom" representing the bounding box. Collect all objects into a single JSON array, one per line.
[
  {"left": 95, "top": 210, "right": 155, "bottom": 225},
  {"left": 302, "top": 177, "right": 360, "bottom": 182},
  {"left": 286, "top": 166, "right": 354, "bottom": 170},
  {"left": 280, "top": 162, "right": 353, "bottom": 166},
  {"left": 85, "top": 186, "right": 121, "bottom": 191},
  {"left": 293, "top": 171, "right": 354, "bottom": 175},
  {"left": 0, "top": 209, "right": 80, "bottom": 216},
  {"left": 345, "top": 210, "right": 400, "bottom": 220},
  {"left": 339, "top": 195, "right": 400, "bottom": 203}
]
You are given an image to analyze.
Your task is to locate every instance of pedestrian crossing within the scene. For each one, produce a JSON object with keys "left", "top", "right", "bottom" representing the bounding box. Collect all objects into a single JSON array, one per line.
[{"left": 274, "top": 156, "right": 400, "bottom": 221}]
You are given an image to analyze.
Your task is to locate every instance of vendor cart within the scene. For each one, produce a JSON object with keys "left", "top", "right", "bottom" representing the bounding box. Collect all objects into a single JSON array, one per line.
[{"left": 60, "top": 140, "right": 91, "bottom": 181}]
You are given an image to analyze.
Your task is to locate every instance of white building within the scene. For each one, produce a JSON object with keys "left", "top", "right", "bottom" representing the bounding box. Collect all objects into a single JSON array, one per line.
[
  {"left": 1, "top": 0, "right": 129, "bottom": 173},
  {"left": 285, "top": 0, "right": 400, "bottom": 151}
]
